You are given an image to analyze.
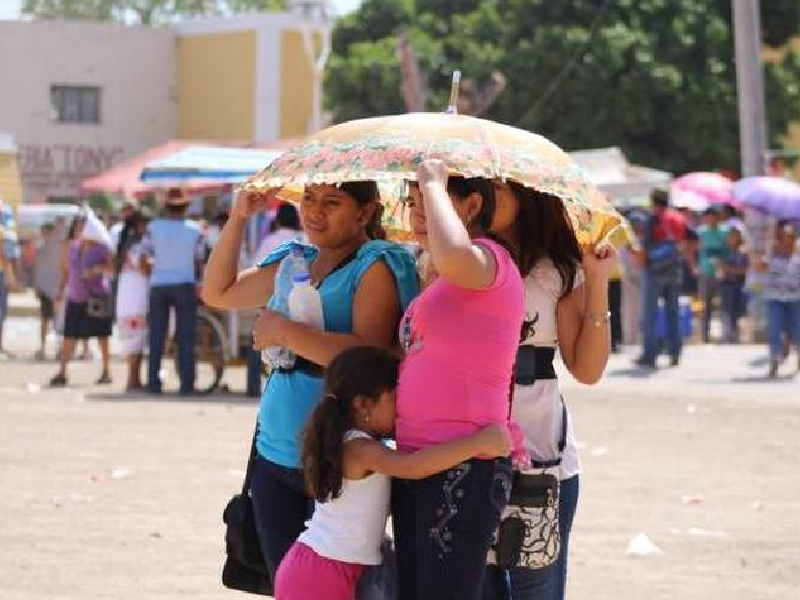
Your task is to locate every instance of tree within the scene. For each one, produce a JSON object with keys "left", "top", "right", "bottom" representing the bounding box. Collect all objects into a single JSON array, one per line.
[
  {"left": 22, "top": 0, "right": 286, "bottom": 25},
  {"left": 325, "top": 0, "right": 800, "bottom": 174}
]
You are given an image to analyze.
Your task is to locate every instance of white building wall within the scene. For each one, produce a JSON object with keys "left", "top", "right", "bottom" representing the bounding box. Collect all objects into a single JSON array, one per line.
[{"left": 0, "top": 20, "right": 178, "bottom": 201}]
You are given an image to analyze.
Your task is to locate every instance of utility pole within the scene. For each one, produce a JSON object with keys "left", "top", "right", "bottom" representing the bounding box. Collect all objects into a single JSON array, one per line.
[
  {"left": 733, "top": 0, "right": 768, "bottom": 177},
  {"left": 733, "top": 0, "right": 769, "bottom": 341}
]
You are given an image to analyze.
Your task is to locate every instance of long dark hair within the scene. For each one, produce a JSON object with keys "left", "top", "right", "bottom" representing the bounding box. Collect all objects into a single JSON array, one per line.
[
  {"left": 301, "top": 346, "right": 399, "bottom": 503},
  {"left": 509, "top": 182, "right": 581, "bottom": 296},
  {"left": 115, "top": 210, "right": 148, "bottom": 273},
  {"left": 339, "top": 181, "right": 385, "bottom": 240}
]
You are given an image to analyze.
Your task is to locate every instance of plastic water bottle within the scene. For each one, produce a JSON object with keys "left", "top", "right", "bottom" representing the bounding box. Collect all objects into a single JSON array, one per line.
[
  {"left": 261, "top": 248, "right": 306, "bottom": 369},
  {"left": 287, "top": 271, "right": 325, "bottom": 332}
]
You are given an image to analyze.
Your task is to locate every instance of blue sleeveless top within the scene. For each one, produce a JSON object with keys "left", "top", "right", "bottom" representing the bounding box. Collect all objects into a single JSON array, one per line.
[{"left": 256, "top": 239, "right": 419, "bottom": 468}]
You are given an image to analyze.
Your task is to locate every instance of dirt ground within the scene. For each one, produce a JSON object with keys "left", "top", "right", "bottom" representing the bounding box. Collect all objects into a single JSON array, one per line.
[{"left": 0, "top": 321, "right": 798, "bottom": 600}]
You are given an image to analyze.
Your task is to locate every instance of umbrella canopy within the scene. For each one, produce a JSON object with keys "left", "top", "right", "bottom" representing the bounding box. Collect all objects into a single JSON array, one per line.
[
  {"left": 244, "top": 112, "right": 621, "bottom": 244},
  {"left": 670, "top": 172, "right": 736, "bottom": 209},
  {"left": 733, "top": 176, "right": 800, "bottom": 220},
  {"left": 140, "top": 146, "right": 284, "bottom": 183}
]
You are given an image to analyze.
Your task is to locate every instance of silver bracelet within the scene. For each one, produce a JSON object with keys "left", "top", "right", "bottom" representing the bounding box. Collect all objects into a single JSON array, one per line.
[{"left": 584, "top": 311, "right": 611, "bottom": 328}]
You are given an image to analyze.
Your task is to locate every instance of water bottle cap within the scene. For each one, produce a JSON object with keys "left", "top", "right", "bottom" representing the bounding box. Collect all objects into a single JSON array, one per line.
[{"left": 293, "top": 272, "right": 311, "bottom": 283}]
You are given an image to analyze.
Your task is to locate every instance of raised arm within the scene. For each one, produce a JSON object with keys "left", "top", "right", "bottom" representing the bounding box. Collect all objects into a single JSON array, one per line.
[
  {"left": 417, "top": 159, "right": 497, "bottom": 290},
  {"left": 346, "top": 424, "right": 511, "bottom": 480},
  {"left": 201, "top": 190, "right": 279, "bottom": 310},
  {"left": 557, "top": 243, "right": 617, "bottom": 385}
]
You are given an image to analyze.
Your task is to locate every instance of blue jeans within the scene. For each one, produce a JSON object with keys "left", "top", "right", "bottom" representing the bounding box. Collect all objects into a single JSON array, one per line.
[
  {"left": 147, "top": 283, "right": 196, "bottom": 393},
  {"left": 720, "top": 282, "right": 746, "bottom": 343},
  {"left": 641, "top": 271, "right": 682, "bottom": 363},
  {"left": 482, "top": 475, "right": 580, "bottom": 600},
  {"left": 392, "top": 458, "right": 512, "bottom": 600},
  {"left": 250, "top": 456, "right": 313, "bottom": 582},
  {"left": 766, "top": 299, "right": 800, "bottom": 359}
]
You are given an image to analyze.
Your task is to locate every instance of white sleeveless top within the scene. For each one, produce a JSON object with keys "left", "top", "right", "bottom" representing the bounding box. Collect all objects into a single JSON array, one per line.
[
  {"left": 513, "top": 260, "right": 583, "bottom": 480},
  {"left": 298, "top": 430, "right": 390, "bottom": 565}
]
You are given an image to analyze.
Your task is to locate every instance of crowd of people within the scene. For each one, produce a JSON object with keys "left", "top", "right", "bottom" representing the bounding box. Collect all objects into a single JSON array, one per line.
[
  {"left": 0, "top": 190, "right": 306, "bottom": 395},
  {"left": 612, "top": 189, "right": 800, "bottom": 378}
]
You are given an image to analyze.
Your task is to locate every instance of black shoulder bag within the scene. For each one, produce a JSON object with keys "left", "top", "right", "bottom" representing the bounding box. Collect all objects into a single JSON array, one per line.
[{"left": 221, "top": 429, "right": 273, "bottom": 596}]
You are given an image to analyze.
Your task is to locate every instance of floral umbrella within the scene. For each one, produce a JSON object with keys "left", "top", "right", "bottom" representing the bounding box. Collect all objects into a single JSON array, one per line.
[
  {"left": 243, "top": 113, "right": 621, "bottom": 244},
  {"left": 733, "top": 176, "right": 800, "bottom": 220}
]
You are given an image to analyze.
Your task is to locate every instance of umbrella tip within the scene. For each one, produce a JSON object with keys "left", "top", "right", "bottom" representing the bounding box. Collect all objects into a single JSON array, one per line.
[{"left": 446, "top": 70, "right": 461, "bottom": 115}]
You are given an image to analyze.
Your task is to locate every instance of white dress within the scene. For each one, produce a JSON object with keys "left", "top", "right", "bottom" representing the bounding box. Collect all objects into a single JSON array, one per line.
[
  {"left": 115, "top": 241, "right": 149, "bottom": 355},
  {"left": 512, "top": 260, "right": 583, "bottom": 481}
]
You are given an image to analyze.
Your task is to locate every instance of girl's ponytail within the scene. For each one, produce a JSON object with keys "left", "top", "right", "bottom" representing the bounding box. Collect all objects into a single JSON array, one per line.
[
  {"left": 302, "top": 393, "right": 352, "bottom": 503},
  {"left": 300, "top": 346, "right": 400, "bottom": 503}
]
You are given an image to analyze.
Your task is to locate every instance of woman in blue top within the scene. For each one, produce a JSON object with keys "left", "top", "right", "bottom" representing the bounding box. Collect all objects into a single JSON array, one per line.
[{"left": 203, "top": 182, "right": 419, "bottom": 581}]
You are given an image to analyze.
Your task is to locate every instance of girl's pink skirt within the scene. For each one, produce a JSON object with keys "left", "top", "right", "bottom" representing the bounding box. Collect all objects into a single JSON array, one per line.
[{"left": 275, "top": 542, "right": 366, "bottom": 600}]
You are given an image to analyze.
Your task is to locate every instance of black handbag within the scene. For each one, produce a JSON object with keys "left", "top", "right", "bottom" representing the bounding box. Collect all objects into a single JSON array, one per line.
[{"left": 221, "top": 430, "right": 273, "bottom": 596}]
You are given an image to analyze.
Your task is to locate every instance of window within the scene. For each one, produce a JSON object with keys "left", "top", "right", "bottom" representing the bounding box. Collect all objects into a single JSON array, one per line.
[{"left": 51, "top": 86, "right": 101, "bottom": 124}]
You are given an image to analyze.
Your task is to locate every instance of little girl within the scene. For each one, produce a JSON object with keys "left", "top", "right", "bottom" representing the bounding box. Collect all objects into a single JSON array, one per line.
[{"left": 274, "top": 346, "right": 512, "bottom": 600}]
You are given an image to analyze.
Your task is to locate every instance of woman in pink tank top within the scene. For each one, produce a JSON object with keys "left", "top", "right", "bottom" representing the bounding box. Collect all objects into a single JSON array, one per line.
[{"left": 391, "top": 160, "right": 525, "bottom": 600}]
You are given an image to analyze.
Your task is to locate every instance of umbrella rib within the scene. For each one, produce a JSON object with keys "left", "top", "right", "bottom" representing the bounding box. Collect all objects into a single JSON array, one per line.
[{"left": 478, "top": 118, "right": 503, "bottom": 180}]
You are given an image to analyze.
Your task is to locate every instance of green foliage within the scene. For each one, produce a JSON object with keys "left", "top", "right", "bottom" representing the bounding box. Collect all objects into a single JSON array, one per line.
[{"left": 325, "top": 0, "right": 800, "bottom": 174}]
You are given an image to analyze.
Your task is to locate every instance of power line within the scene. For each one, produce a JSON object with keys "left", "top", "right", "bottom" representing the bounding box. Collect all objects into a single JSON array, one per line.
[{"left": 517, "top": 0, "right": 614, "bottom": 128}]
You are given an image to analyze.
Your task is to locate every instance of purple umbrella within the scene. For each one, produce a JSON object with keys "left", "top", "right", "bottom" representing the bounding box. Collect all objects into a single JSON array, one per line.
[{"left": 733, "top": 176, "right": 800, "bottom": 220}]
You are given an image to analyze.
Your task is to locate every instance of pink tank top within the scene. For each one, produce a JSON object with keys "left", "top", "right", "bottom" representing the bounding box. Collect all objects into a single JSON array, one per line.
[{"left": 396, "top": 239, "right": 525, "bottom": 451}]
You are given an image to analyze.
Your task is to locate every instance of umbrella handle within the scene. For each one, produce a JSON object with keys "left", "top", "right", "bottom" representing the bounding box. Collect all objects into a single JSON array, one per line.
[{"left": 446, "top": 70, "right": 461, "bottom": 114}]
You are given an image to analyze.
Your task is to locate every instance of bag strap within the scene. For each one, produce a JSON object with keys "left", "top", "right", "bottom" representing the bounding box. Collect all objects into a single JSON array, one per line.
[
  {"left": 531, "top": 397, "right": 568, "bottom": 470},
  {"left": 509, "top": 343, "right": 569, "bottom": 470},
  {"left": 241, "top": 425, "right": 259, "bottom": 496}
]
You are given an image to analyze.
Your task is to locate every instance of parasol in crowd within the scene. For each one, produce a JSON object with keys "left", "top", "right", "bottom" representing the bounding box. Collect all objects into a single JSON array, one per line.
[
  {"left": 244, "top": 111, "right": 621, "bottom": 244},
  {"left": 670, "top": 172, "right": 737, "bottom": 210},
  {"left": 733, "top": 176, "right": 800, "bottom": 220}
]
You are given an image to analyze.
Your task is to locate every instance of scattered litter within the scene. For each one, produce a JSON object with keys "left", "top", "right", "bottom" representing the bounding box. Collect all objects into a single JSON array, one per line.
[
  {"left": 111, "top": 467, "right": 135, "bottom": 480},
  {"left": 627, "top": 533, "right": 662, "bottom": 557},
  {"left": 26, "top": 382, "right": 41, "bottom": 394},
  {"left": 150, "top": 532, "right": 162, "bottom": 539},
  {"left": 685, "top": 527, "right": 728, "bottom": 538},
  {"left": 681, "top": 495, "right": 704, "bottom": 506},
  {"left": 686, "top": 403, "right": 698, "bottom": 415},
  {"left": 752, "top": 501, "right": 764, "bottom": 511},
  {"left": 589, "top": 446, "right": 608, "bottom": 458}
]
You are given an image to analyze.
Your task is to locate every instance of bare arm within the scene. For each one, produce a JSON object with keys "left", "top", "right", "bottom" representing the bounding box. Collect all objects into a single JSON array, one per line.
[
  {"left": 253, "top": 260, "right": 401, "bottom": 366},
  {"left": 345, "top": 425, "right": 511, "bottom": 480},
  {"left": 557, "top": 245, "right": 616, "bottom": 385},
  {"left": 202, "top": 191, "right": 279, "bottom": 309},
  {"left": 418, "top": 159, "right": 497, "bottom": 290}
]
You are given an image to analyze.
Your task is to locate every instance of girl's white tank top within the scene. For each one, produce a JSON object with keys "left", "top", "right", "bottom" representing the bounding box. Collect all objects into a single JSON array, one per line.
[{"left": 298, "top": 430, "right": 390, "bottom": 565}]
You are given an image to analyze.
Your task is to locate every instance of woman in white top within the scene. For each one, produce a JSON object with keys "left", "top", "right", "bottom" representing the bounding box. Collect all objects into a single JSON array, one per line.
[
  {"left": 276, "top": 346, "right": 511, "bottom": 600},
  {"left": 482, "top": 182, "right": 618, "bottom": 600},
  {"left": 115, "top": 210, "right": 150, "bottom": 391}
]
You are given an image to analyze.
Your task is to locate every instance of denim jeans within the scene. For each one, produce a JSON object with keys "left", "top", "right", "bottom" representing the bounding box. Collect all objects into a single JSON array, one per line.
[
  {"left": 482, "top": 475, "right": 580, "bottom": 600},
  {"left": 700, "top": 275, "right": 720, "bottom": 343},
  {"left": 766, "top": 299, "right": 800, "bottom": 359},
  {"left": 720, "top": 282, "right": 746, "bottom": 343},
  {"left": 392, "top": 458, "right": 512, "bottom": 600},
  {"left": 641, "top": 271, "right": 682, "bottom": 363},
  {"left": 147, "top": 283, "right": 196, "bottom": 393},
  {"left": 250, "top": 456, "right": 314, "bottom": 582}
]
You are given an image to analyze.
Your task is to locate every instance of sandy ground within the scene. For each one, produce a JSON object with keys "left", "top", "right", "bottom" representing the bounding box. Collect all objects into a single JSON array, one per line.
[{"left": 0, "top": 316, "right": 799, "bottom": 600}]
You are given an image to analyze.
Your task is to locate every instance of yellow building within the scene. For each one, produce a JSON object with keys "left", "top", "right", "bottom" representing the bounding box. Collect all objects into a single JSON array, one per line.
[
  {"left": 0, "top": 134, "right": 23, "bottom": 208},
  {"left": 175, "top": 13, "right": 328, "bottom": 145}
]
